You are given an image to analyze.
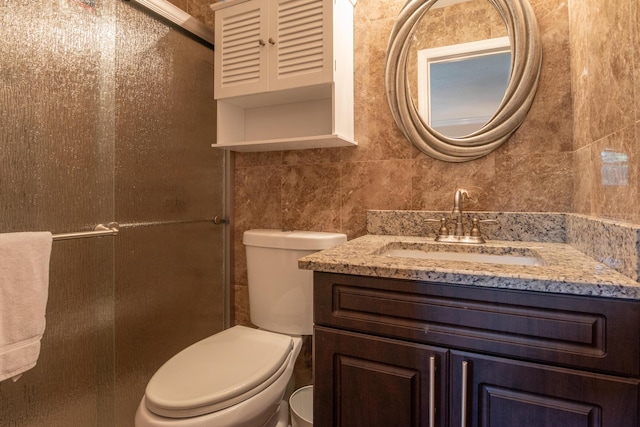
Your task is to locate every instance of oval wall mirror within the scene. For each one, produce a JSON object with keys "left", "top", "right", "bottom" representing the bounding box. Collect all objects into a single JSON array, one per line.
[{"left": 385, "top": 0, "right": 542, "bottom": 162}]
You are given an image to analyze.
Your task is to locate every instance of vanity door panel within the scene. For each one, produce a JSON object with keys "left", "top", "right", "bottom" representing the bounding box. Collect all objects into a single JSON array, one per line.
[
  {"left": 450, "top": 351, "right": 640, "bottom": 427},
  {"left": 314, "top": 326, "right": 448, "bottom": 427}
]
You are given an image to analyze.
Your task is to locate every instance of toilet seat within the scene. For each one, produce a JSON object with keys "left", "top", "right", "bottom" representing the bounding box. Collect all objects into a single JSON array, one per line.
[{"left": 144, "top": 326, "right": 293, "bottom": 419}]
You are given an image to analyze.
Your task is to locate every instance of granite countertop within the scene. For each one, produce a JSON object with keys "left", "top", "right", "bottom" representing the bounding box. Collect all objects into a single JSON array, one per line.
[{"left": 299, "top": 234, "right": 640, "bottom": 300}]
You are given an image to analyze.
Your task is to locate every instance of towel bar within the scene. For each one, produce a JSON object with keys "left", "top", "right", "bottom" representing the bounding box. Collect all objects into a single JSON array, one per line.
[
  {"left": 52, "top": 223, "right": 120, "bottom": 241},
  {"left": 50, "top": 216, "right": 225, "bottom": 241},
  {"left": 118, "top": 217, "right": 225, "bottom": 229}
]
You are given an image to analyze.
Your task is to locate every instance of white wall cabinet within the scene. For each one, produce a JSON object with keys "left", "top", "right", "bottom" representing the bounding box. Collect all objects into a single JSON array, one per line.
[
  {"left": 211, "top": 0, "right": 356, "bottom": 152},
  {"left": 214, "top": 0, "right": 332, "bottom": 99}
]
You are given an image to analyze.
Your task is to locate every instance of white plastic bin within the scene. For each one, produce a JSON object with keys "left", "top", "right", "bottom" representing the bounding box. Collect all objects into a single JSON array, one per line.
[{"left": 289, "top": 385, "right": 313, "bottom": 427}]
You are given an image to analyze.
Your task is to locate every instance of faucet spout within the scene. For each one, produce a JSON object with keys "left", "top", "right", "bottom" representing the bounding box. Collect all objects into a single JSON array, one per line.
[
  {"left": 452, "top": 189, "right": 468, "bottom": 236},
  {"left": 452, "top": 189, "right": 468, "bottom": 214}
]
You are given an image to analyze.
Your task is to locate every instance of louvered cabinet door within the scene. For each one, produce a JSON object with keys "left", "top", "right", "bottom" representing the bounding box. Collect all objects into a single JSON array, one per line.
[
  {"left": 214, "top": 0, "right": 269, "bottom": 99},
  {"left": 268, "top": 0, "right": 333, "bottom": 91}
]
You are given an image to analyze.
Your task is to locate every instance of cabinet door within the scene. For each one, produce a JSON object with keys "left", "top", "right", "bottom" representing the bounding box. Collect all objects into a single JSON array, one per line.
[
  {"left": 314, "top": 326, "right": 448, "bottom": 427},
  {"left": 214, "top": 0, "right": 269, "bottom": 99},
  {"left": 268, "top": 0, "right": 333, "bottom": 91},
  {"left": 450, "top": 351, "right": 640, "bottom": 427}
]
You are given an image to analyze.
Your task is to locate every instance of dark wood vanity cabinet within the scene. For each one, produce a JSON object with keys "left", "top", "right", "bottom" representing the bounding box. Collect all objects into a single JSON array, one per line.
[{"left": 313, "top": 272, "right": 640, "bottom": 427}]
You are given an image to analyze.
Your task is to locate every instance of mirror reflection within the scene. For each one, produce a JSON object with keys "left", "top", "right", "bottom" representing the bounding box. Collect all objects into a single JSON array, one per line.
[
  {"left": 385, "top": 0, "right": 542, "bottom": 161},
  {"left": 407, "top": 0, "right": 512, "bottom": 137}
]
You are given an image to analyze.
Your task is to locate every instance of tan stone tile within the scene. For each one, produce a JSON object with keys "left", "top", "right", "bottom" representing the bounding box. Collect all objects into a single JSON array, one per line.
[
  {"left": 293, "top": 335, "right": 313, "bottom": 388},
  {"left": 586, "top": 0, "right": 635, "bottom": 141},
  {"left": 572, "top": 145, "right": 593, "bottom": 215},
  {"left": 494, "top": 152, "right": 575, "bottom": 212},
  {"left": 340, "top": 159, "right": 414, "bottom": 238},
  {"left": 188, "top": 0, "right": 215, "bottom": 29},
  {"left": 165, "top": 0, "right": 188, "bottom": 13},
  {"left": 233, "top": 284, "right": 252, "bottom": 327},
  {"left": 506, "top": 0, "right": 573, "bottom": 155},
  {"left": 355, "top": 0, "right": 405, "bottom": 23},
  {"left": 282, "top": 148, "right": 340, "bottom": 165},
  {"left": 234, "top": 165, "right": 283, "bottom": 229},
  {"left": 345, "top": 100, "right": 413, "bottom": 162},
  {"left": 234, "top": 151, "right": 283, "bottom": 168},
  {"left": 282, "top": 163, "right": 342, "bottom": 232},
  {"left": 567, "top": 0, "right": 590, "bottom": 148},
  {"left": 412, "top": 153, "right": 497, "bottom": 211},
  {"left": 634, "top": 0, "right": 640, "bottom": 118},
  {"left": 233, "top": 165, "right": 283, "bottom": 285},
  {"left": 591, "top": 126, "right": 638, "bottom": 221},
  {"left": 569, "top": 0, "right": 638, "bottom": 223},
  {"left": 528, "top": 0, "right": 558, "bottom": 20}
]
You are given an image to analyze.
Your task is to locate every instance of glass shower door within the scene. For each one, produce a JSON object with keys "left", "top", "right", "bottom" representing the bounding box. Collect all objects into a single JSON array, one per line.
[{"left": 0, "top": 1, "right": 226, "bottom": 426}]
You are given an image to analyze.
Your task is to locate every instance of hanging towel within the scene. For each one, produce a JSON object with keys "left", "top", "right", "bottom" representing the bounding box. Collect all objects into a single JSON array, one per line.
[{"left": 0, "top": 232, "right": 52, "bottom": 382}]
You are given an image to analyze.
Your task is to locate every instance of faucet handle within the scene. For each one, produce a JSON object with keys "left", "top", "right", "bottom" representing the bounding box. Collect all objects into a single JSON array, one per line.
[
  {"left": 425, "top": 217, "right": 450, "bottom": 236},
  {"left": 470, "top": 217, "right": 498, "bottom": 238},
  {"left": 479, "top": 219, "right": 499, "bottom": 225}
]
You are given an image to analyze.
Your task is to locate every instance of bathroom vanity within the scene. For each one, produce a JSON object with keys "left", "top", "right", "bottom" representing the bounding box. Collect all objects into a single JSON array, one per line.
[
  {"left": 313, "top": 272, "right": 639, "bottom": 427},
  {"left": 301, "top": 211, "right": 640, "bottom": 427}
]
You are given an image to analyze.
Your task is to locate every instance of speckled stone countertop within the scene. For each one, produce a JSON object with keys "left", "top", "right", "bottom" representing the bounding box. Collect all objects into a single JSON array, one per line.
[{"left": 299, "top": 211, "right": 640, "bottom": 301}]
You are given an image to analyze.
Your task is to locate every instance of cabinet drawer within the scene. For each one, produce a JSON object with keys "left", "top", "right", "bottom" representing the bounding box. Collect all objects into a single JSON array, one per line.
[{"left": 314, "top": 272, "right": 640, "bottom": 377}]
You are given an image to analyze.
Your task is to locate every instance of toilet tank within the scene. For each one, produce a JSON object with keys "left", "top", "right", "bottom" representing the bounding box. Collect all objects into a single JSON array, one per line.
[{"left": 243, "top": 229, "right": 347, "bottom": 335}]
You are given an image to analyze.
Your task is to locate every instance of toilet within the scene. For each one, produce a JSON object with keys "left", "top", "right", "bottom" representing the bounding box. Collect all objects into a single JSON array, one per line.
[{"left": 135, "top": 229, "right": 347, "bottom": 427}]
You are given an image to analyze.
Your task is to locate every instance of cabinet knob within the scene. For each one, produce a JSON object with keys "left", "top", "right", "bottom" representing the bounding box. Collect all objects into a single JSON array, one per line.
[
  {"left": 258, "top": 39, "right": 266, "bottom": 47},
  {"left": 268, "top": 37, "right": 276, "bottom": 45}
]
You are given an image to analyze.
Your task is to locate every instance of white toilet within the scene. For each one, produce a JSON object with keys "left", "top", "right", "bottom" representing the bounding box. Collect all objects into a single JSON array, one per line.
[{"left": 135, "top": 229, "right": 347, "bottom": 427}]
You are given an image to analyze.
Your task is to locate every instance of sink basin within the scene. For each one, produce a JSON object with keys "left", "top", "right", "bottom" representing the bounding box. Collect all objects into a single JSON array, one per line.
[{"left": 378, "top": 243, "right": 544, "bottom": 266}]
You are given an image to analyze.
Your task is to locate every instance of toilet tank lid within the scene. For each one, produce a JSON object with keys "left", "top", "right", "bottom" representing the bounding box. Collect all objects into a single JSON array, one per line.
[{"left": 243, "top": 229, "right": 347, "bottom": 250}]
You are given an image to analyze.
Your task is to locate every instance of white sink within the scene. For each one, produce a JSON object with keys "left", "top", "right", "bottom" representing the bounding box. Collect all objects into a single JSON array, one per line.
[{"left": 380, "top": 247, "right": 544, "bottom": 266}]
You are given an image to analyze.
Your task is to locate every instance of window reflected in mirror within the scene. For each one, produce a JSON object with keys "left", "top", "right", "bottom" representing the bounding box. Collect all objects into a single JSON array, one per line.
[{"left": 417, "top": 37, "right": 511, "bottom": 137}]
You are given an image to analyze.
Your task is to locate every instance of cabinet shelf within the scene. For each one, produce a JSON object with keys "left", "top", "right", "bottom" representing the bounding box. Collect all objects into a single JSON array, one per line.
[
  {"left": 213, "top": 83, "right": 355, "bottom": 152},
  {"left": 213, "top": 134, "right": 356, "bottom": 152}
]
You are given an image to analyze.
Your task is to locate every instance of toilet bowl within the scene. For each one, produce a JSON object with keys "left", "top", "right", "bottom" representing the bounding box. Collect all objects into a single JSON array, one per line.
[{"left": 135, "top": 230, "right": 347, "bottom": 427}]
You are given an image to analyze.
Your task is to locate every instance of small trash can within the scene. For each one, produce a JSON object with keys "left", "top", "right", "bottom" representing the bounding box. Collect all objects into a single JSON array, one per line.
[{"left": 289, "top": 385, "right": 313, "bottom": 427}]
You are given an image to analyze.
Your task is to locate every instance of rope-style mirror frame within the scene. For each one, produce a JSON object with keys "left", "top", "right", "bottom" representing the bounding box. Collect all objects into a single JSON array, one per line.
[{"left": 385, "top": 0, "right": 542, "bottom": 162}]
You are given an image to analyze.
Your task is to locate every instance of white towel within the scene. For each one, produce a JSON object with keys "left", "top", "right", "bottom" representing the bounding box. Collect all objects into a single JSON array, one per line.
[{"left": 0, "top": 232, "right": 52, "bottom": 382}]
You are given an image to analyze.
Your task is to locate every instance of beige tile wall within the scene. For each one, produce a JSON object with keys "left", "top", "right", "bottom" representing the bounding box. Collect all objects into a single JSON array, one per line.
[
  {"left": 570, "top": 0, "right": 640, "bottom": 223},
  {"left": 186, "top": 0, "right": 639, "bottom": 391},
  {"left": 167, "top": 0, "right": 215, "bottom": 27},
  {"left": 230, "top": 0, "right": 576, "bottom": 326}
]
